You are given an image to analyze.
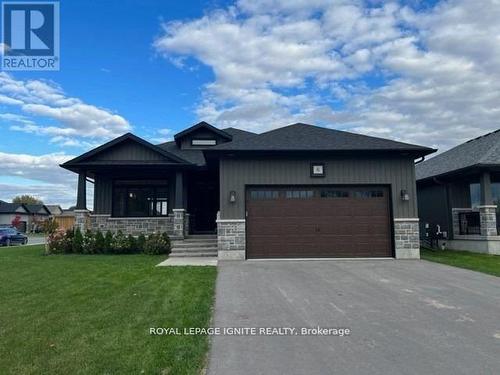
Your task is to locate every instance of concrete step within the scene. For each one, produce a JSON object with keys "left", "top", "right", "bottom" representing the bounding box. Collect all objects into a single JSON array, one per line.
[
  {"left": 171, "top": 247, "right": 218, "bottom": 253},
  {"left": 170, "top": 251, "right": 218, "bottom": 257},
  {"left": 172, "top": 242, "right": 217, "bottom": 249},
  {"left": 186, "top": 235, "right": 217, "bottom": 240},
  {"left": 173, "top": 238, "right": 218, "bottom": 244}
]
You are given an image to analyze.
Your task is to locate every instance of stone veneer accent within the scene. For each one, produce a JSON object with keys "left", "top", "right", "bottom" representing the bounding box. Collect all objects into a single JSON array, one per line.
[
  {"left": 478, "top": 205, "right": 497, "bottom": 236},
  {"left": 216, "top": 218, "right": 246, "bottom": 260},
  {"left": 89, "top": 214, "right": 175, "bottom": 237},
  {"left": 172, "top": 209, "right": 186, "bottom": 239},
  {"left": 74, "top": 210, "right": 90, "bottom": 232},
  {"left": 394, "top": 218, "right": 420, "bottom": 259}
]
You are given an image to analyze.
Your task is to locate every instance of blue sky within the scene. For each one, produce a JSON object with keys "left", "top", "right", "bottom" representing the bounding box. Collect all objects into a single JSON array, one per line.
[{"left": 1, "top": 0, "right": 499, "bottom": 206}]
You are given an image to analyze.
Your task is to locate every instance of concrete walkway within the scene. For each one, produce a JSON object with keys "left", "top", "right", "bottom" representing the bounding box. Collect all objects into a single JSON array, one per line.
[
  {"left": 208, "top": 259, "right": 500, "bottom": 375},
  {"left": 156, "top": 257, "right": 217, "bottom": 266}
]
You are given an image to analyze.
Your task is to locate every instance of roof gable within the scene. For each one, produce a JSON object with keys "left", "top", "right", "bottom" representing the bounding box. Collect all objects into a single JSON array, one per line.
[
  {"left": 174, "top": 121, "right": 232, "bottom": 145},
  {"left": 416, "top": 129, "right": 500, "bottom": 181},
  {"left": 0, "top": 202, "right": 28, "bottom": 214},
  {"left": 210, "top": 123, "right": 435, "bottom": 155},
  {"left": 62, "top": 133, "right": 190, "bottom": 167}
]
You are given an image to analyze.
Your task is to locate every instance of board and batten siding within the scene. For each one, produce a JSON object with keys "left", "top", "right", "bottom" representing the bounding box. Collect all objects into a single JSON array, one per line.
[
  {"left": 219, "top": 155, "right": 418, "bottom": 220},
  {"left": 93, "top": 175, "right": 113, "bottom": 214}
]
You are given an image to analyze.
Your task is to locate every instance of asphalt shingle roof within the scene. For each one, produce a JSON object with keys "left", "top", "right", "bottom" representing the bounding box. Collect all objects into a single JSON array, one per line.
[
  {"left": 416, "top": 129, "right": 500, "bottom": 181},
  {"left": 0, "top": 202, "right": 24, "bottom": 214},
  {"left": 157, "top": 127, "right": 257, "bottom": 166},
  {"left": 210, "top": 123, "right": 435, "bottom": 153}
]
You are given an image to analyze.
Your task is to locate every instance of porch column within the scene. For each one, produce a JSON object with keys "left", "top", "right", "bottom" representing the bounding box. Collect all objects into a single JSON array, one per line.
[
  {"left": 172, "top": 171, "right": 185, "bottom": 238},
  {"left": 74, "top": 170, "right": 90, "bottom": 232},
  {"left": 76, "top": 171, "right": 87, "bottom": 210},
  {"left": 174, "top": 171, "right": 183, "bottom": 209},
  {"left": 479, "top": 171, "right": 497, "bottom": 236}
]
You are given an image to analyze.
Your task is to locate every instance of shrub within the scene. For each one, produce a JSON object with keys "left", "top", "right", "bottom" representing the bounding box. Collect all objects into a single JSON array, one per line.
[
  {"left": 82, "top": 230, "right": 96, "bottom": 254},
  {"left": 161, "top": 232, "right": 171, "bottom": 252},
  {"left": 144, "top": 233, "right": 170, "bottom": 255},
  {"left": 46, "top": 229, "right": 66, "bottom": 254},
  {"left": 136, "top": 234, "right": 146, "bottom": 252},
  {"left": 104, "top": 231, "right": 114, "bottom": 254},
  {"left": 72, "top": 228, "right": 84, "bottom": 253},
  {"left": 62, "top": 228, "right": 74, "bottom": 253},
  {"left": 94, "top": 230, "right": 106, "bottom": 254},
  {"left": 127, "top": 235, "right": 137, "bottom": 253},
  {"left": 111, "top": 230, "right": 128, "bottom": 254}
]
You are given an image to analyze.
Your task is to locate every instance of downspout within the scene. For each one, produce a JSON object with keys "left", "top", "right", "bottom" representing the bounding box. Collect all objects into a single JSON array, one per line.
[{"left": 433, "top": 177, "right": 452, "bottom": 240}]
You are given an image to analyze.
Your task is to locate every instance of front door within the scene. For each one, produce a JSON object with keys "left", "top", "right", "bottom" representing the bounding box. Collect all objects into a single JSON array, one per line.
[{"left": 188, "top": 172, "right": 219, "bottom": 233}]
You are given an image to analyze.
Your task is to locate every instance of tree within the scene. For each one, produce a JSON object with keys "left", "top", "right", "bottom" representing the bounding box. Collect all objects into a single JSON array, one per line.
[
  {"left": 11, "top": 214, "right": 21, "bottom": 229},
  {"left": 12, "top": 195, "right": 43, "bottom": 205}
]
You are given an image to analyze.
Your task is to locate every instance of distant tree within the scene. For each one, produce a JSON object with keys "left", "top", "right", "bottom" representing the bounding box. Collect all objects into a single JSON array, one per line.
[
  {"left": 12, "top": 195, "right": 43, "bottom": 205},
  {"left": 11, "top": 214, "right": 21, "bottom": 229}
]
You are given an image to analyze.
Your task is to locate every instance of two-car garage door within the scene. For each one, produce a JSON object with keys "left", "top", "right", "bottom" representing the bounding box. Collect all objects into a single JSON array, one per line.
[{"left": 246, "top": 186, "right": 392, "bottom": 259}]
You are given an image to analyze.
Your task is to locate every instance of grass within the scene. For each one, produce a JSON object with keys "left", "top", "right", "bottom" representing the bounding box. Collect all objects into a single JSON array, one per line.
[
  {"left": 421, "top": 247, "right": 500, "bottom": 277},
  {"left": 0, "top": 245, "right": 217, "bottom": 375}
]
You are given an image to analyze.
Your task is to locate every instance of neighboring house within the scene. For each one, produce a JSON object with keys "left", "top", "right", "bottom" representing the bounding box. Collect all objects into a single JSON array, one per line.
[
  {"left": 46, "top": 205, "right": 63, "bottom": 216},
  {"left": 0, "top": 202, "right": 30, "bottom": 232},
  {"left": 416, "top": 129, "right": 500, "bottom": 255},
  {"left": 24, "top": 204, "right": 51, "bottom": 232},
  {"left": 61, "top": 121, "right": 435, "bottom": 259}
]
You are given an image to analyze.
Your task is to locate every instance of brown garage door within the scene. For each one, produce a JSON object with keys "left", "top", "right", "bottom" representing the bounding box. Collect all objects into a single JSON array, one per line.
[{"left": 246, "top": 186, "right": 392, "bottom": 258}]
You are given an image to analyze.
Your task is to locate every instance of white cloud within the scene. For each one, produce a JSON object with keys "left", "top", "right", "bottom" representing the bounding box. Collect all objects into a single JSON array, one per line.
[
  {"left": 154, "top": 0, "right": 500, "bottom": 151},
  {"left": 0, "top": 73, "right": 131, "bottom": 145},
  {"left": 0, "top": 151, "right": 92, "bottom": 208}
]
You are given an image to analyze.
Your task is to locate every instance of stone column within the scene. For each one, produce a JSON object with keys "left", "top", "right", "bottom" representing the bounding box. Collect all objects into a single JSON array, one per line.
[
  {"left": 172, "top": 209, "right": 185, "bottom": 239},
  {"left": 74, "top": 210, "right": 89, "bottom": 232},
  {"left": 394, "top": 218, "right": 420, "bottom": 259},
  {"left": 478, "top": 205, "right": 497, "bottom": 236},
  {"left": 216, "top": 216, "right": 246, "bottom": 260}
]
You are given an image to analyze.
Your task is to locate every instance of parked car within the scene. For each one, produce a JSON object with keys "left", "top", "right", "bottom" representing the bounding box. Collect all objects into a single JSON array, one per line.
[{"left": 0, "top": 228, "right": 28, "bottom": 246}]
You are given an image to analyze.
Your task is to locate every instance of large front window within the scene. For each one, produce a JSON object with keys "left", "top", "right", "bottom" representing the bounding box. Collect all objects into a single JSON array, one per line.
[{"left": 113, "top": 180, "right": 168, "bottom": 217}]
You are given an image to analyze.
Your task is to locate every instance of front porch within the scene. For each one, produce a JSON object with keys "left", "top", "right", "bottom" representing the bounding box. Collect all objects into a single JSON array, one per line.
[
  {"left": 438, "top": 170, "right": 500, "bottom": 255},
  {"left": 73, "top": 166, "right": 219, "bottom": 240}
]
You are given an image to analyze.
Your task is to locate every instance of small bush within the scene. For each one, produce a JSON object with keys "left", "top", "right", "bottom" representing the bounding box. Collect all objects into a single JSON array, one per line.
[
  {"left": 144, "top": 233, "right": 171, "bottom": 255},
  {"left": 46, "top": 229, "right": 66, "bottom": 254},
  {"left": 72, "top": 228, "right": 84, "bottom": 253},
  {"left": 83, "top": 230, "right": 96, "bottom": 254},
  {"left": 136, "top": 234, "right": 146, "bottom": 252},
  {"left": 127, "top": 235, "right": 137, "bottom": 253},
  {"left": 104, "top": 231, "right": 114, "bottom": 254},
  {"left": 62, "top": 228, "right": 74, "bottom": 254},
  {"left": 94, "top": 230, "right": 106, "bottom": 254},
  {"left": 111, "top": 231, "right": 129, "bottom": 254}
]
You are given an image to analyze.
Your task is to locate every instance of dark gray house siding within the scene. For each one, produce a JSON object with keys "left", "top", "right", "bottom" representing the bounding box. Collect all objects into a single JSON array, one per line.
[{"left": 219, "top": 155, "right": 418, "bottom": 220}]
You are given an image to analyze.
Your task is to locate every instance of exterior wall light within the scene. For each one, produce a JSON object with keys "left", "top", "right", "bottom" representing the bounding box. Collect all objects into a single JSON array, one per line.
[
  {"left": 401, "top": 189, "right": 409, "bottom": 201},
  {"left": 229, "top": 190, "right": 236, "bottom": 203}
]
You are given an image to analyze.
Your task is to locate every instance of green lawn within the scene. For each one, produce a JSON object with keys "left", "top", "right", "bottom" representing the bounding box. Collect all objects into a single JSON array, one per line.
[
  {"left": 0, "top": 245, "right": 217, "bottom": 375},
  {"left": 421, "top": 247, "right": 500, "bottom": 277}
]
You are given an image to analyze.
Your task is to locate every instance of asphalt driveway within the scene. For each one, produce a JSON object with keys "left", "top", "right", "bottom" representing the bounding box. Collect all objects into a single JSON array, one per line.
[{"left": 208, "top": 260, "right": 500, "bottom": 375}]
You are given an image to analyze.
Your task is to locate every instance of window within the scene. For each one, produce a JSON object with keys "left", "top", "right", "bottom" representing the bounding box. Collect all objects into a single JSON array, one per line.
[
  {"left": 320, "top": 190, "right": 349, "bottom": 198},
  {"left": 285, "top": 190, "right": 314, "bottom": 199},
  {"left": 192, "top": 139, "right": 216, "bottom": 146},
  {"left": 250, "top": 190, "right": 279, "bottom": 200},
  {"left": 354, "top": 190, "right": 384, "bottom": 198},
  {"left": 113, "top": 181, "right": 168, "bottom": 217}
]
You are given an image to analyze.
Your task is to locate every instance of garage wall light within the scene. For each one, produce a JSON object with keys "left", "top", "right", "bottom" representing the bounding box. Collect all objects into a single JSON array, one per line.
[
  {"left": 229, "top": 190, "right": 236, "bottom": 203},
  {"left": 400, "top": 189, "right": 409, "bottom": 201}
]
